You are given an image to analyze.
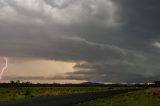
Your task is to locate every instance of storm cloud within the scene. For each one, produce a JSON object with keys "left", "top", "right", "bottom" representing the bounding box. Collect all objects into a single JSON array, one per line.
[{"left": 0, "top": 0, "right": 160, "bottom": 82}]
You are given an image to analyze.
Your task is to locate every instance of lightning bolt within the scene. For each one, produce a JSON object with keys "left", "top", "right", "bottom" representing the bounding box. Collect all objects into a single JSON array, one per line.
[{"left": 0, "top": 57, "right": 8, "bottom": 80}]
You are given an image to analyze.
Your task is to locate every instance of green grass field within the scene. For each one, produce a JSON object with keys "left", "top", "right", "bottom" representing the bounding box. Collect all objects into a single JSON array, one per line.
[
  {"left": 0, "top": 87, "right": 126, "bottom": 101},
  {"left": 75, "top": 88, "right": 160, "bottom": 106}
]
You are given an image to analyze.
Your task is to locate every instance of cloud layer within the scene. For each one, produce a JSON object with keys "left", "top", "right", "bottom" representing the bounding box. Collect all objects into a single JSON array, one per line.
[{"left": 0, "top": 0, "right": 160, "bottom": 82}]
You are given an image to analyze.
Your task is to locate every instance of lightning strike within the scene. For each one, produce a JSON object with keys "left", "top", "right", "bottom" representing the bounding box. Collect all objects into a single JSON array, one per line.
[{"left": 0, "top": 57, "right": 8, "bottom": 80}]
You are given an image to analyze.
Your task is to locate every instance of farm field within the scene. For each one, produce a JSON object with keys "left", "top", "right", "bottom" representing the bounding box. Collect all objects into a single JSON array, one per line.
[
  {"left": 0, "top": 87, "right": 128, "bottom": 102},
  {"left": 75, "top": 88, "right": 160, "bottom": 106}
]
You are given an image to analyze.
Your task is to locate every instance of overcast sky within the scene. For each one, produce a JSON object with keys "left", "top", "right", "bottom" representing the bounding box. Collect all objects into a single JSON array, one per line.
[{"left": 0, "top": 0, "right": 160, "bottom": 83}]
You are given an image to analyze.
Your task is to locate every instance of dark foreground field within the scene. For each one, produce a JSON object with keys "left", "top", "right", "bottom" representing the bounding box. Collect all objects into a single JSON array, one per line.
[
  {"left": 0, "top": 87, "right": 113, "bottom": 101},
  {"left": 76, "top": 88, "right": 160, "bottom": 106},
  {"left": 0, "top": 89, "right": 137, "bottom": 106}
]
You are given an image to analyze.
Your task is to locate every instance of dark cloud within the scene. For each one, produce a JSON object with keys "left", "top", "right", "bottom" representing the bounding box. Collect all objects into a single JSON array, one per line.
[{"left": 0, "top": 0, "right": 160, "bottom": 82}]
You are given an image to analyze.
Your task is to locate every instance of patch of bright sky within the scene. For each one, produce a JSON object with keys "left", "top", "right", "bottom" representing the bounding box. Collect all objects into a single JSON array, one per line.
[{"left": 1, "top": 59, "right": 76, "bottom": 81}]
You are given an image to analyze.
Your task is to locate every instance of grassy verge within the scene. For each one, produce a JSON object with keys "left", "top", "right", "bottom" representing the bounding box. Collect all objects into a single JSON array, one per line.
[
  {"left": 75, "top": 88, "right": 160, "bottom": 106},
  {"left": 0, "top": 87, "right": 127, "bottom": 101}
]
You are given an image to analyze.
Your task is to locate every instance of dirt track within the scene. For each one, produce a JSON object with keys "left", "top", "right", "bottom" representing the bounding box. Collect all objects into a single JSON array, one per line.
[{"left": 0, "top": 89, "right": 138, "bottom": 106}]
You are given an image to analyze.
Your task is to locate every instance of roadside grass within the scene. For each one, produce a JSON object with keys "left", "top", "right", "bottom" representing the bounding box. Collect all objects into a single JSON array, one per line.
[
  {"left": 75, "top": 88, "right": 160, "bottom": 106},
  {"left": 0, "top": 87, "right": 128, "bottom": 101}
]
